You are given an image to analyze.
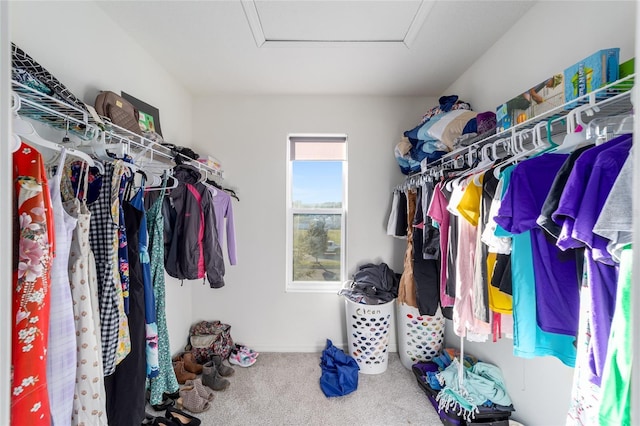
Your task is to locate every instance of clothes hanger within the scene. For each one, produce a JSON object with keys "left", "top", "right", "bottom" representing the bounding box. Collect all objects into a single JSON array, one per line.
[
  {"left": 13, "top": 115, "right": 97, "bottom": 168},
  {"left": 550, "top": 104, "right": 595, "bottom": 154},
  {"left": 144, "top": 170, "right": 179, "bottom": 192}
]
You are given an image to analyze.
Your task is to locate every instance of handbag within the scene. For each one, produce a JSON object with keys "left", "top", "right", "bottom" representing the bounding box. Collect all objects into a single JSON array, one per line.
[
  {"left": 319, "top": 339, "right": 359, "bottom": 397},
  {"left": 185, "top": 320, "right": 234, "bottom": 362},
  {"left": 94, "top": 91, "right": 142, "bottom": 135}
]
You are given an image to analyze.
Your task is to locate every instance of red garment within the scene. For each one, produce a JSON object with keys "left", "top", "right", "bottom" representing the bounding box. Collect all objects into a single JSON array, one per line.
[{"left": 12, "top": 142, "right": 54, "bottom": 425}]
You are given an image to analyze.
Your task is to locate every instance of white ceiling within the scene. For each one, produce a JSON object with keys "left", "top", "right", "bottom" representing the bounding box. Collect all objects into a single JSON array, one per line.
[{"left": 95, "top": 0, "right": 536, "bottom": 97}]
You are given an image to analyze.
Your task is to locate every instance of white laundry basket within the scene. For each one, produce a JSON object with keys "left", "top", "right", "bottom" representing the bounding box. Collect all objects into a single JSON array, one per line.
[
  {"left": 344, "top": 297, "right": 395, "bottom": 374},
  {"left": 397, "top": 302, "right": 445, "bottom": 370}
]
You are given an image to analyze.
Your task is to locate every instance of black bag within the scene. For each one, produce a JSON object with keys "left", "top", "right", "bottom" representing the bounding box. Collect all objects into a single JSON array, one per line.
[{"left": 162, "top": 143, "right": 200, "bottom": 164}]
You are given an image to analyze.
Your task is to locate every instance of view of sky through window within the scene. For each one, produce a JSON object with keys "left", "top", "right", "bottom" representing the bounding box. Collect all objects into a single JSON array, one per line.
[{"left": 292, "top": 161, "right": 343, "bottom": 207}]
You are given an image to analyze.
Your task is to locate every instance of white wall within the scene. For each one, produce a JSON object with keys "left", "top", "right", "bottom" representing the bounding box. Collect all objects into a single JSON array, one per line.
[
  {"left": 10, "top": 1, "right": 195, "bottom": 352},
  {"left": 441, "top": 2, "right": 637, "bottom": 425},
  {"left": 190, "top": 95, "right": 434, "bottom": 352}
]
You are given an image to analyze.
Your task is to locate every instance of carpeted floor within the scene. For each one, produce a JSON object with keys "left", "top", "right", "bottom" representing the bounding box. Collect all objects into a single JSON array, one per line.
[{"left": 148, "top": 352, "right": 443, "bottom": 425}]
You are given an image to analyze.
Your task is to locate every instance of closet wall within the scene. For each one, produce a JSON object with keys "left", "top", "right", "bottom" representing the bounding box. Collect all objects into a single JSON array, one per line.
[
  {"left": 441, "top": 2, "right": 637, "bottom": 425},
  {"left": 9, "top": 1, "right": 195, "bottom": 352},
  {"left": 190, "top": 95, "right": 433, "bottom": 351}
]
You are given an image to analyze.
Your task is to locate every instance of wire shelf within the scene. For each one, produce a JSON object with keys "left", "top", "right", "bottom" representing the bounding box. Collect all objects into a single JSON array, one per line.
[
  {"left": 424, "top": 74, "right": 635, "bottom": 172},
  {"left": 11, "top": 80, "right": 225, "bottom": 180}
]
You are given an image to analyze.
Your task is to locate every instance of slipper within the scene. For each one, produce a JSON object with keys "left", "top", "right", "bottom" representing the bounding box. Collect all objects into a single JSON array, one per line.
[{"left": 179, "top": 387, "right": 210, "bottom": 414}]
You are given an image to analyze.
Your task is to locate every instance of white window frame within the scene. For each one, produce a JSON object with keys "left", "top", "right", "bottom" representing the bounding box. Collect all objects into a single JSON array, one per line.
[{"left": 286, "top": 133, "right": 348, "bottom": 293}]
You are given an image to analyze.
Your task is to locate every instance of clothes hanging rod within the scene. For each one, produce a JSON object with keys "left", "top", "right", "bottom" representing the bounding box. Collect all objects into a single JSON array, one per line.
[
  {"left": 421, "top": 74, "right": 635, "bottom": 175},
  {"left": 11, "top": 79, "right": 225, "bottom": 180},
  {"left": 407, "top": 74, "right": 635, "bottom": 184}
]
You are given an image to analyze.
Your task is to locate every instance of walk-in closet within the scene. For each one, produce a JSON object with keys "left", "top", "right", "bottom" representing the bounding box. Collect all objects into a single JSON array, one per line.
[{"left": 1, "top": 1, "right": 638, "bottom": 425}]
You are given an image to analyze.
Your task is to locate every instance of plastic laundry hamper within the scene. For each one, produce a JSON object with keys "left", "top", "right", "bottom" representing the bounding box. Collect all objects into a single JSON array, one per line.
[
  {"left": 344, "top": 297, "right": 394, "bottom": 374},
  {"left": 397, "top": 302, "right": 445, "bottom": 370}
]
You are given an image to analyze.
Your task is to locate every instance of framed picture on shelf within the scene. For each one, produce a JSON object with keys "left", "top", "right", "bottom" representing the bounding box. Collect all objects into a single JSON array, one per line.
[{"left": 121, "top": 91, "right": 163, "bottom": 137}]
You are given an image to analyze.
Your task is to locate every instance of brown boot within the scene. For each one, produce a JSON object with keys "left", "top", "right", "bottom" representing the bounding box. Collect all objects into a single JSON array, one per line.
[
  {"left": 173, "top": 360, "right": 197, "bottom": 384},
  {"left": 182, "top": 352, "right": 203, "bottom": 375}
]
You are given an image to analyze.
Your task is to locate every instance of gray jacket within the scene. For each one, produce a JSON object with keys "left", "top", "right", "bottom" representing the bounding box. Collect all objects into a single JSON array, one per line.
[{"left": 164, "top": 165, "right": 225, "bottom": 288}]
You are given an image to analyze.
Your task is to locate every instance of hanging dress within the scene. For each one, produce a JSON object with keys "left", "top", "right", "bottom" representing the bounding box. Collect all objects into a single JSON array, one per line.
[
  {"left": 104, "top": 188, "right": 146, "bottom": 426},
  {"left": 87, "top": 161, "right": 121, "bottom": 376},
  {"left": 113, "top": 164, "right": 132, "bottom": 365},
  {"left": 147, "top": 178, "right": 180, "bottom": 405},
  {"left": 46, "top": 149, "right": 78, "bottom": 426},
  {"left": 12, "top": 141, "right": 55, "bottom": 425},
  {"left": 129, "top": 183, "right": 160, "bottom": 378},
  {"left": 62, "top": 161, "right": 108, "bottom": 425}
]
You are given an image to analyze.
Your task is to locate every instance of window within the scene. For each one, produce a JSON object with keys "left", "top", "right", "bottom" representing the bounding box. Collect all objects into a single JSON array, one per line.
[{"left": 286, "top": 134, "right": 347, "bottom": 292}]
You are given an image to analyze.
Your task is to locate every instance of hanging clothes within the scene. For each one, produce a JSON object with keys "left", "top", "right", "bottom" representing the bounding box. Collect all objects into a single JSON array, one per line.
[
  {"left": 129, "top": 184, "right": 160, "bottom": 379},
  {"left": 62, "top": 161, "right": 108, "bottom": 425},
  {"left": 46, "top": 149, "right": 78, "bottom": 426},
  {"left": 495, "top": 160, "right": 577, "bottom": 367},
  {"left": 209, "top": 186, "right": 237, "bottom": 265},
  {"left": 412, "top": 185, "right": 441, "bottom": 316},
  {"left": 147, "top": 178, "right": 180, "bottom": 406},
  {"left": 426, "top": 181, "right": 455, "bottom": 316},
  {"left": 87, "top": 161, "right": 123, "bottom": 376},
  {"left": 12, "top": 141, "right": 55, "bottom": 425},
  {"left": 164, "top": 164, "right": 225, "bottom": 288},
  {"left": 104, "top": 192, "right": 147, "bottom": 426},
  {"left": 113, "top": 162, "right": 132, "bottom": 365},
  {"left": 553, "top": 134, "right": 631, "bottom": 384},
  {"left": 397, "top": 189, "right": 418, "bottom": 307}
]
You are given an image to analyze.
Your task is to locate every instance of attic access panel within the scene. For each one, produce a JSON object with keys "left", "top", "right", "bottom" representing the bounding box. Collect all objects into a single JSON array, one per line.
[{"left": 242, "top": 0, "right": 434, "bottom": 47}]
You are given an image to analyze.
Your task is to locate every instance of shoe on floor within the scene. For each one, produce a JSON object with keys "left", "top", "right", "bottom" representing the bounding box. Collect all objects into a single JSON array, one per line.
[
  {"left": 179, "top": 387, "right": 210, "bottom": 414},
  {"left": 228, "top": 351, "right": 257, "bottom": 367},
  {"left": 184, "top": 378, "right": 215, "bottom": 402},
  {"left": 165, "top": 406, "right": 202, "bottom": 426},
  {"left": 235, "top": 343, "right": 259, "bottom": 359},
  {"left": 201, "top": 361, "right": 230, "bottom": 391}
]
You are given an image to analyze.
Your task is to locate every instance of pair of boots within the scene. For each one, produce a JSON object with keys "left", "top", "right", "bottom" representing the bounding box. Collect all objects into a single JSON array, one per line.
[
  {"left": 202, "top": 355, "right": 234, "bottom": 391},
  {"left": 173, "top": 352, "right": 203, "bottom": 384}
]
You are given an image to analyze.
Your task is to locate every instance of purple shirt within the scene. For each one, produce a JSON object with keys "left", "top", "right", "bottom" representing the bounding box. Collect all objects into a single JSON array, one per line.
[
  {"left": 553, "top": 134, "right": 632, "bottom": 251},
  {"left": 495, "top": 153, "right": 580, "bottom": 337},
  {"left": 552, "top": 134, "right": 631, "bottom": 385},
  {"left": 209, "top": 187, "right": 237, "bottom": 265}
]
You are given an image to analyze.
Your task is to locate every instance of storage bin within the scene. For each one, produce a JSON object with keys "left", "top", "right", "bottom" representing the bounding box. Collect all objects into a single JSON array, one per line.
[
  {"left": 344, "top": 297, "right": 394, "bottom": 374},
  {"left": 397, "top": 302, "right": 445, "bottom": 370},
  {"left": 412, "top": 363, "right": 513, "bottom": 426}
]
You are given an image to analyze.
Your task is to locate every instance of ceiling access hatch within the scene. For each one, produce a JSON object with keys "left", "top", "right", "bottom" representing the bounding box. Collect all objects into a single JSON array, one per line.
[{"left": 241, "top": 0, "right": 435, "bottom": 47}]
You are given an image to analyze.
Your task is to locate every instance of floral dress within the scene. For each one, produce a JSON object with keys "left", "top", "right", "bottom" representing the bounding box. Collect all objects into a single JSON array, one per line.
[
  {"left": 12, "top": 142, "right": 54, "bottom": 425},
  {"left": 147, "top": 182, "right": 179, "bottom": 405}
]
